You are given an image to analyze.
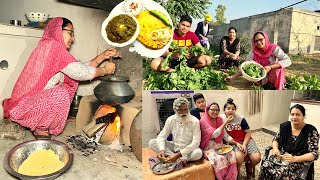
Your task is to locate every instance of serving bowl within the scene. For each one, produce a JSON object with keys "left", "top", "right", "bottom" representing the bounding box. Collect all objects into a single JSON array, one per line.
[
  {"left": 26, "top": 12, "right": 50, "bottom": 22},
  {"left": 122, "top": 0, "right": 143, "bottom": 15},
  {"left": 3, "top": 139, "right": 73, "bottom": 180},
  {"left": 240, "top": 61, "right": 267, "bottom": 82},
  {"left": 101, "top": 14, "right": 140, "bottom": 47}
]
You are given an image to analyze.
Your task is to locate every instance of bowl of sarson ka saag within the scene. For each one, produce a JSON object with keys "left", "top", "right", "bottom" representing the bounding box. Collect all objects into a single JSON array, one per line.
[
  {"left": 101, "top": 14, "right": 140, "bottom": 47},
  {"left": 240, "top": 61, "right": 266, "bottom": 82}
]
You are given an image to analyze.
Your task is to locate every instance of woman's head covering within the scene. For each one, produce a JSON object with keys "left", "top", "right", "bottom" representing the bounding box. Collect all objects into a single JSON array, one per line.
[
  {"left": 252, "top": 31, "right": 277, "bottom": 66},
  {"left": 204, "top": 14, "right": 212, "bottom": 22},
  {"left": 3, "top": 17, "right": 78, "bottom": 118},
  {"left": 199, "top": 103, "right": 224, "bottom": 150}
]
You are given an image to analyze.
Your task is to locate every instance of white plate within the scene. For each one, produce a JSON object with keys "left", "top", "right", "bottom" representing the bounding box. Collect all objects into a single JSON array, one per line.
[
  {"left": 215, "top": 145, "right": 233, "bottom": 155},
  {"left": 101, "top": 0, "right": 173, "bottom": 58}
]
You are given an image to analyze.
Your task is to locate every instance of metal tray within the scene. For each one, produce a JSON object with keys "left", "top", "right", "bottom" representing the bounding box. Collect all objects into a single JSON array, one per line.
[{"left": 151, "top": 161, "right": 176, "bottom": 175}]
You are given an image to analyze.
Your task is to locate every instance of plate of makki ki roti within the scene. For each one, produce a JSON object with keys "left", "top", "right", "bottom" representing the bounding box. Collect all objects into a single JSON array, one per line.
[
  {"left": 215, "top": 145, "right": 233, "bottom": 155},
  {"left": 101, "top": 0, "right": 173, "bottom": 58}
]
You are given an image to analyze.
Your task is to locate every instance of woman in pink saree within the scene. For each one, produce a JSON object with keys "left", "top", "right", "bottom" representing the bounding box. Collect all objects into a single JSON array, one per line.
[
  {"left": 226, "top": 31, "right": 291, "bottom": 90},
  {"left": 200, "top": 102, "right": 240, "bottom": 180},
  {"left": 2, "top": 17, "right": 120, "bottom": 139}
]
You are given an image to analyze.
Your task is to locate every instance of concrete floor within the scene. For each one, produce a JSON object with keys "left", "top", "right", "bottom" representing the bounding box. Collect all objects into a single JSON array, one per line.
[{"left": 0, "top": 120, "right": 141, "bottom": 180}]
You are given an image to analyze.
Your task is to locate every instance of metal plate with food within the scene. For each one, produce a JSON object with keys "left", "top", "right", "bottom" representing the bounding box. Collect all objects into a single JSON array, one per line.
[
  {"left": 101, "top": 0, "right": 173, "bottom": 58},
  {"left": 274, "top": 155, "right": 289, "bottom": 166},
  {"left": 215, "top": 145, "right": 233, "bottom": 155},
  {"left": 152, "top": 161, "right": 176, "bottom": 175}
]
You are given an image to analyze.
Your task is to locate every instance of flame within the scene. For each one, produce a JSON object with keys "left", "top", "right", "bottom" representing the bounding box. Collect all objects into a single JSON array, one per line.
[{"left": 115, "top": 116, "right": 121, "bottom": 133}]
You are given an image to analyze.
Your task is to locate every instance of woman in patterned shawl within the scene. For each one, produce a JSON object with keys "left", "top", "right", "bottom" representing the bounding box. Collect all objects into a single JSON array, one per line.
[
  {"left": 200, "top": 102, "right": 240, "bottom": 180},
  {"left": 2, "top": 17, "right": 121, "bottom": 139},
  {"left": 218, "top": 27, "right": 241, "bottom": 70},
  {"left": 259, "top": 104, "right": 319, "bottom": 179},
  {"left": 226, "top": 31, "right": 292, "bottom": 90}
]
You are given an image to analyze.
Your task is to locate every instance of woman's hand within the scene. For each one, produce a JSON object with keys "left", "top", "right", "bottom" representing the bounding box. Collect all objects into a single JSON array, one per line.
[
  {"left": 264, "top": 65, "right": 272, "bottom": 74},
  {"left": 273, "top": 147, "right": 281, "bottom": 157},
  {"left": 282, "top": 153, "right": 296, "bottom": 163},
  {"left": 102, "top": 48, "right": 122, "bottom": 60},
  {"left": 103, "top": 62, "right": 116, "bottom": 75}
]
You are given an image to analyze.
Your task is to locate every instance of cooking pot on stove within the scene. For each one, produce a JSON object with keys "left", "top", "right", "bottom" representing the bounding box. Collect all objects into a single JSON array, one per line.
[{"left": 94, "top": 75, "right": 135, "bottom": 106}]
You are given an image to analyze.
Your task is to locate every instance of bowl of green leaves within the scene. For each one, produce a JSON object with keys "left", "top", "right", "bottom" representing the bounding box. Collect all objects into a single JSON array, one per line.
[{"left": 240, "top": 61, "right": 266, "bottom": 82}]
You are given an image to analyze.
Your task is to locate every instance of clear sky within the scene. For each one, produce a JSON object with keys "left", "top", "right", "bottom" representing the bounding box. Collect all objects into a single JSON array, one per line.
[{"left": 191, "top": 0, "right": 320, "bottom": 31}]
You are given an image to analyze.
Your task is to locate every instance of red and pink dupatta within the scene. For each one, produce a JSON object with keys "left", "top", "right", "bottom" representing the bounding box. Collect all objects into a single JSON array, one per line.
[
  {"left": 2, "top": 17, "right": 78, "bottom": 135},
  {"left": 199, "top": 103, "right": 224, "bottom": 150},
  {"left": 252, "top": 31, "right": 286, "bottom": 90}
]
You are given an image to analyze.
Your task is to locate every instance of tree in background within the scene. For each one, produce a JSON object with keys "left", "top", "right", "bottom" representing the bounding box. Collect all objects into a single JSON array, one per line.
[
  {"left": 155, "top": 0, "right": 212, "bottom": 26},
  {"left": 214, "top": 5, "right": 226, "bottom": 25}
]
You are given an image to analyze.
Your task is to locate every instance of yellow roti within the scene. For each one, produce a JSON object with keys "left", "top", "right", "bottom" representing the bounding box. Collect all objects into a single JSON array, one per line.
[{"left": 136, "top": 10, "right": 172, "bottom": 50}]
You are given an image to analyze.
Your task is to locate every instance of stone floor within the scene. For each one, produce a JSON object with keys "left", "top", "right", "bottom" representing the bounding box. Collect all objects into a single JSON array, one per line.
[
  {"left": 0, "top": 120, "right": 141, "bottom": 180},
  {"left": 238, "top": 131, "right": 320, "bottom": 180}
]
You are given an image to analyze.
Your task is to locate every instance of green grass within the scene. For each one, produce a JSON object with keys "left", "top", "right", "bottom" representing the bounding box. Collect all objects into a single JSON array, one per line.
[{"left": 289, "top": 54, "right": 320, "bottom": 64}]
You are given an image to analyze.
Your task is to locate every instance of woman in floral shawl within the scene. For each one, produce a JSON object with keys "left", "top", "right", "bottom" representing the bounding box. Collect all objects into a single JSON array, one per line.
[
  {"left": 226, "top": 31, "right": 292, "bottom": 90},
  {"left": 259, "top": 104, "right": 319, "bottom": 179},
  {"left": 200, "top": 102, "right": 241, "bottom": 180},
  {"left": 2, "top": 17, "right": 120, "bottom": 139}
]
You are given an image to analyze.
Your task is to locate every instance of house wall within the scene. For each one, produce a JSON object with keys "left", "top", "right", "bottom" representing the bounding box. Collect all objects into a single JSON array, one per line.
[{"left": 289, "top": 8, "right": 320, "bottom": 54}]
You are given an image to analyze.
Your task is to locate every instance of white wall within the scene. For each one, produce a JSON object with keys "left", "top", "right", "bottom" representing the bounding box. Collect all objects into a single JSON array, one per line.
[
  {"left": 262, "top": 90, "right": 295, "bottom": 127},
  {"left": 0, "top": 0, "right": 111, "bottom": 96},
  {"left": 290, "top": 101, "right": 320, "bottom": 132}
]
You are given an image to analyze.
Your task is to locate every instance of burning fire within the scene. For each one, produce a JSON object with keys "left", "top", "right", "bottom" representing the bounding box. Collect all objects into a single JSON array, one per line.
[
  {"left": 94, "top": 105, "right": 121, "bottom": 145},
  {"left": 115, "top": 116, "right": 121, "bottom": 135}
]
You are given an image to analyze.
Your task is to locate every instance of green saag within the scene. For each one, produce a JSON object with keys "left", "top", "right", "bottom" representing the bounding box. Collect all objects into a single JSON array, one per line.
[{"left": 242, "top": 63, "right": 264, "bottom": 78}]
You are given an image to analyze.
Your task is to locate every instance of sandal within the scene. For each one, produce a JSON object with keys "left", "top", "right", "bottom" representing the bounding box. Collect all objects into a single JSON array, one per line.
[
  {"left": 33, "top": 131, "right": 51, "bottom": 140},
  {"left": 224, "top": 75, "right": 232, "bottom": 83}
]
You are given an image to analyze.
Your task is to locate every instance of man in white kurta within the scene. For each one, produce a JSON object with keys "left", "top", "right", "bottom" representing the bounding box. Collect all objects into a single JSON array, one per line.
[{"left": 149, "top": 97, "right": 202, "bottom": 162}]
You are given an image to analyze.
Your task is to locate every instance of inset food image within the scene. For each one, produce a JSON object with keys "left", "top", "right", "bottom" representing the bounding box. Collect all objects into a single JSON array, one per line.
[
  {"left": 106, "top": 14, "right": 137, "bottom": 43},
  {"left": 136, "top": 10, "right": 172, "bottom": 50}
]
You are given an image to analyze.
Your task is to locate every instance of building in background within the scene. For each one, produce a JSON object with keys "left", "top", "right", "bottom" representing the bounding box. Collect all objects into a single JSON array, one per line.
[{"left": 210, "top": 7, "right": 320, "bottom": 54}]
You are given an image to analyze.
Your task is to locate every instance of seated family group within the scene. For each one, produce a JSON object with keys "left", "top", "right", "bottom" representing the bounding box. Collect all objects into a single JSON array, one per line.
[
  {"left": 150, "top": 15, "right": 292, "bottom": 90},
  {"left": 149, "top": 95, "right": 319, "bottom": 180}
]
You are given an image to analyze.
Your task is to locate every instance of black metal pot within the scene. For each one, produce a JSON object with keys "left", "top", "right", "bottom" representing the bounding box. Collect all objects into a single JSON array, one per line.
[{"left": 94, "top": 75, "right": 135, "bottom": 106}]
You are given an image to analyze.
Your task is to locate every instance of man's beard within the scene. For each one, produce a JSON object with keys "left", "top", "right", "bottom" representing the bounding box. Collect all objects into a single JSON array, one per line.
[{"left": 176, "top": 113, "right": 189, "bottom": 124}]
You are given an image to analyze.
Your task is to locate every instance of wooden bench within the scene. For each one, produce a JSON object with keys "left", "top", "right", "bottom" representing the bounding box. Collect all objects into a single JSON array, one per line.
[{"left": 142, "top": 147, "right": 215, "bottom": 180}]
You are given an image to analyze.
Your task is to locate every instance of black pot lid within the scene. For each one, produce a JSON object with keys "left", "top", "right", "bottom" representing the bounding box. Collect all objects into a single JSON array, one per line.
[{"left": 99, "top": 75, "right": 129, "bottom": 82}]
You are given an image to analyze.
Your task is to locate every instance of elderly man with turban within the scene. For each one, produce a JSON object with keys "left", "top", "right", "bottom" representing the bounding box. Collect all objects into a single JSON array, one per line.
[
  {"left": 195, "top": 14, "right": 212, "bottom": 49},
  {"left": 149, "top": 97, "right": 202, "bottom": 163}
]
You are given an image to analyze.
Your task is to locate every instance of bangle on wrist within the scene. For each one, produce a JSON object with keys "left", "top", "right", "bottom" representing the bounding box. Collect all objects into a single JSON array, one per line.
[
  {"left": 101, "top": 67, "right": 106, "bottom": 75},
  {"left": 269, "top": 65, "right": 272, "bottom": 70}
]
